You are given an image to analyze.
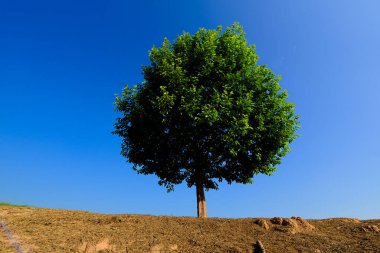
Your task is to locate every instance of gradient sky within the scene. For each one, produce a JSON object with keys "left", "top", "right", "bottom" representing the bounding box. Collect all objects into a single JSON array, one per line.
[{"left": 1, "top": 0, "right": 379, "bottom": 219}]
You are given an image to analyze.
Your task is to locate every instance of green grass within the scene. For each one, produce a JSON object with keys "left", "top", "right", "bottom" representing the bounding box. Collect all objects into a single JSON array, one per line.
[{"left": 0, "top": 202, "right": 31, "bottom": 208}]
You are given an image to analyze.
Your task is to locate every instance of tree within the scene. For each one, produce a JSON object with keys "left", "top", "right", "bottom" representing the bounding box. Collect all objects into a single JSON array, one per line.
[{"left": 114, "top": 23, "right": 299, "bottom": 218}]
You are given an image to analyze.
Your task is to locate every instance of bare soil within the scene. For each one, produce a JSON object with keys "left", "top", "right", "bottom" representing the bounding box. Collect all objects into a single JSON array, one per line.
[{"left": 0, "top": 206, "right": 379, "bottom": 252}]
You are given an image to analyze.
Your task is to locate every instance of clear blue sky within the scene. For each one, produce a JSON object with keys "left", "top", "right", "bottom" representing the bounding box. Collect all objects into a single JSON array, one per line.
[{"left": 1, "top": 0, "right": 379, "bottom": 219}]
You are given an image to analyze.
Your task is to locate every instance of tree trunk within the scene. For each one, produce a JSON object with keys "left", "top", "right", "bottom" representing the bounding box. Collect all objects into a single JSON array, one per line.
[{"left": 196, "top": 175, "right": 208, "bottom": 218}]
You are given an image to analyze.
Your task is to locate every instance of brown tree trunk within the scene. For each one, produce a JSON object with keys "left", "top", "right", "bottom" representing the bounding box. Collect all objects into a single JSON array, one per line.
[{"left": 196, "top": 175, "right": 208, "bottom": 218}]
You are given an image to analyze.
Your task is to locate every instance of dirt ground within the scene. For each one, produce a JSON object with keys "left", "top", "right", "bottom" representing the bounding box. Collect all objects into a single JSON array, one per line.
[{"left": 0, "top": 206, "right": 379, "bottom": 253}]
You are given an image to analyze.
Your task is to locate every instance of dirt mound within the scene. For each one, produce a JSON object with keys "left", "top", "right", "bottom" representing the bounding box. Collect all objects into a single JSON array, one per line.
[
  {"left": 0, "top": 206, "right": 379, "bottom": 252},
  {"left": 287, "top": 216, "right": 315, "bottom": 233},
  {"left": 254, "top": 219, "right": 269, "bottom": 230},
  {"left": 361, "top": 225, "right": 380, "bottom": 232},
  {"left": 266, "top": 216, "right": 315, "bottom": 234},
  {"left": 352, "top": 225, "right": 380, "bottom": 233}
]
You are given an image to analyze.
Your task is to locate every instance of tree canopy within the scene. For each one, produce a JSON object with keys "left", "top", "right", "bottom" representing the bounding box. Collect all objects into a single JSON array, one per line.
[{"left": 114, "top": 23, "right": 299, "bottom": 217}]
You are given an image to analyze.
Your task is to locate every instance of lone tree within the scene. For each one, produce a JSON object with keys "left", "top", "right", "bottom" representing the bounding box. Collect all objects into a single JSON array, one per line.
[{"left": 114, "top": 23, "right": 299, "bottom": 218}]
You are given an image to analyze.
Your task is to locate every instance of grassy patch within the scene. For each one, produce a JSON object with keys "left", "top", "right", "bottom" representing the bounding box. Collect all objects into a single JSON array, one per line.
[{"left": 0, "top": 202, "right": 31, "bottom": 208}]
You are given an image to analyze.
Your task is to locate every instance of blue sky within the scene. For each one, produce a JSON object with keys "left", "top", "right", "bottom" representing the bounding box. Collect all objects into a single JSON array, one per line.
[{"left": 1, "top": 0, "right": 379, "bottom": 219}]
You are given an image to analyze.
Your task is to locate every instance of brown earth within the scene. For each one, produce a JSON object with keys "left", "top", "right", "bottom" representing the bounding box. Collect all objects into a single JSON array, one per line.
[{"left": 0, "top": 206, "right": 379, "bottom": 253}]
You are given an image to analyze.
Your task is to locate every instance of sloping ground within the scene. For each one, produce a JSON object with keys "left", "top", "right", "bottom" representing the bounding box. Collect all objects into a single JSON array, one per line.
[
  {"left": 0, "top": 223, "right": 17, "bottom": 253},
  {"left": 0, "top": 206, "right": 379, "bottom": 253}
]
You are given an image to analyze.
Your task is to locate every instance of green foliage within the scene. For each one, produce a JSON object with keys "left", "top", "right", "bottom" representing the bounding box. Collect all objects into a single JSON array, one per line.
[
  {"left": 114, "top": 23, "right": 299, "bottom": 192},
  {"left": 0, "top": 202, "right": 31, "bottom": 208}
]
